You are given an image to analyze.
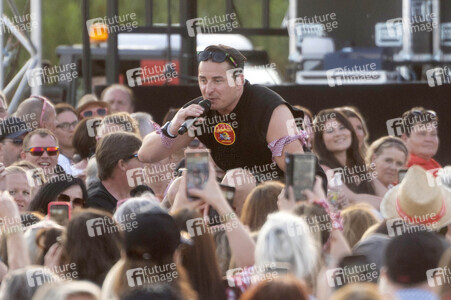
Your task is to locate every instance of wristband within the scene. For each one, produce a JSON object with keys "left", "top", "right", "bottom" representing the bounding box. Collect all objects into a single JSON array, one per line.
[
  {"left": 161, "top": 121, "right": 177, "bottom": 138},
  {"left": 156, "top": 123, "right": 176, "bottom": 149}
]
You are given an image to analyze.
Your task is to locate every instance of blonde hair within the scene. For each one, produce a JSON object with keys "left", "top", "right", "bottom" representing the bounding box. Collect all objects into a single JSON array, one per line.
[
  {"left": 330, "top": 282, "right": 384, "bottom": 300},
  {"left": 342, "top": 204, "right": 379, "bottom": 248}
]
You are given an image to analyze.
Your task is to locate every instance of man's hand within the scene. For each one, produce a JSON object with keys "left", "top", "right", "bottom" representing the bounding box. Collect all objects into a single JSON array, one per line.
[{"left": 169, "top": 104, "right": 206, "bottom": 136}]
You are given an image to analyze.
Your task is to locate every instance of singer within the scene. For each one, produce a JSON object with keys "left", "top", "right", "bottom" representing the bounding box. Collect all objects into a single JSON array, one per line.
[{"left": 139, "top": 44, "right": 325, "bottom": 183}]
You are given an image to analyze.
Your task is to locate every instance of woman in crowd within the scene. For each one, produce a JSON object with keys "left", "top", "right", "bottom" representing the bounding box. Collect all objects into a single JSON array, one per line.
[
  {"left": 366, "top": 136, "right": 408, "bottom": 188},
  {"left": 312, "top": 109, "right": 385, "bottom": 208},
  {"left": 240, "top": 275, "right": 310, "bottom": 300},
  {"left": 4, "top": 166, "right": 32, "bottom": 212},
  {"left": 75, "top": 94, "right": 110, "bottom": 120},
  {"left": 240, "top": 181, "right": 283, "bottom": 232},
  {"left": 337, "top": 106, "right": 370, "bottom": 155},
  {"left": 11, "top": 160, "right": 45, "bottom": 199},
  {"left": 58, "top": 209, "right": 121, "bottom": 286},
  {"left": 28, "top": 176, "right": 87, "bottom": 215}
]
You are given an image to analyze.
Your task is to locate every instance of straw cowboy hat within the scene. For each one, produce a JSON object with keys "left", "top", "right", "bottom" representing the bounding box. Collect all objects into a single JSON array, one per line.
[{"left": 380, "top": 165, "right": 451, "bottom": 229}]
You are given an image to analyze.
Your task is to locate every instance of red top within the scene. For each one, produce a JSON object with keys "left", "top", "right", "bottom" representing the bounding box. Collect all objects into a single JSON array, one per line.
[{"left": 407, "top": 153, "right": 442, "bottom": 172}]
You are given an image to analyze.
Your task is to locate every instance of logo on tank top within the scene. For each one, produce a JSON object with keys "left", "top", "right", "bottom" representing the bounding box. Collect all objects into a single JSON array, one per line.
[{"left": 214, "top": 123, "right": 235, "bottom": 145}]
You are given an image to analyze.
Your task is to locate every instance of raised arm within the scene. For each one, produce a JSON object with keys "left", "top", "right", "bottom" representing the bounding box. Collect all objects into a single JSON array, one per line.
[{"left": 138, "top": 104, "right": 204, "bottom": 163}]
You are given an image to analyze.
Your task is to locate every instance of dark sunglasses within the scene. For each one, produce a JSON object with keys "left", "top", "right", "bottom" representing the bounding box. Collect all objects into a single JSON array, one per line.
[
  {"left": 197, "top": 51, "right": 238, "bottom": 67},
  {"left": 57, "top": 194, "right": 84, "bottom": 206},
  {"left": 26, "top": 147, "right": 59, "bottom": 156},
  {"left": 127, "top": 153, "right": 141, "bottom": 162},
  {"left": 82, "top": 108, "right": 107, "bottom": 118}
]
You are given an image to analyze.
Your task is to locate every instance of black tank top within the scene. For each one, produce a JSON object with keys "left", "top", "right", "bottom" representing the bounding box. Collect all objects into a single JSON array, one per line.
[{"left": 183, "top": 80, "right": 304, "bottom": 181}]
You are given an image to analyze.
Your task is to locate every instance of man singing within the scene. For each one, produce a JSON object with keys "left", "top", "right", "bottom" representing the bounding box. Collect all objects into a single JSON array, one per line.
[{"left": 139, "top": 44, "right": 324, "bottom": 184}]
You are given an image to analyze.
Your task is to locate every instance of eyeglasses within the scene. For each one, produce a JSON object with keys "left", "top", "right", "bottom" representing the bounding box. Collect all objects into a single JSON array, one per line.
[
  {"left": 25, "top": 147, "right": 59, "bottom": 156},
  {"left": 81, "top": 108, "right": 107, "bottom": 118},
  {"left": 57, "top": 194, "right": 84, "bottom": 207},
  {"left": 56, "top": 121, "right": 78, "bottom": 130},
  {"left": 197, "top": 51, "right": 238, "bottom": 68}
]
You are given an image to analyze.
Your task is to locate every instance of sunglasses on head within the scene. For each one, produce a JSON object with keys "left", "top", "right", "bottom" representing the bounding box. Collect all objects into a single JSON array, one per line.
[
  {"left": 81, "top": 108, "right": 107, "bottom": 118},
  {"left": 26, "top": 147, "right": 59, "bottom": 156},
  {"left": 57, "top": 194, "right": 84, "bottom": 206},
  {"left": 197, "top": 50, "right": 238, "bottom": 67}
]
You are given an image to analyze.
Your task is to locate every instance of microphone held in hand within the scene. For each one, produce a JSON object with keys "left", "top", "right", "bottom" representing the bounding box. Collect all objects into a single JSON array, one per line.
[{"left": 178, "top": 99, "right": 211, "bottom": 135}]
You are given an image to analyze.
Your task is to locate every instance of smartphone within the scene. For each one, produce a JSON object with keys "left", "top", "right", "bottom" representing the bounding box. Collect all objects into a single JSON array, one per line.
[
  {"left": 48, "top": 202, "right": 71, "bottom": 225},
  {"left": 185, "top": 149, "right": 210, "bottom": 200},
  {"left": 398, "top": 168, "right": 408, "bottom": 183},
  {"left": 285, "top": 153, "right": 317, "bottom": 201},
  {"left": 208, "top": 184, "right": 236, "bottom": 226}
]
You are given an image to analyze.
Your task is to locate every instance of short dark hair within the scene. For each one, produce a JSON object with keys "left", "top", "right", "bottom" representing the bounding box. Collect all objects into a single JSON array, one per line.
[
  {"left": 202, "top": 44, "right": 247, "bottom": 69},
  {"left": 402, "top": 107, "right": 438, "bottom": 137},
  {"left": 385, "top": 231, "right": 444, "bottom": 285},
  {"left": 96, "top": 132, "right": 142, "bottom": 180}
]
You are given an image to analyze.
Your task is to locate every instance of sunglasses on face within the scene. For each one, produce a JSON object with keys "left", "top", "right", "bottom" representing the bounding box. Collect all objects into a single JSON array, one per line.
[
  {"left": 57, "top": 194, "right": 84, "bottom": 206},
  {"left": 197, "top": 51, "right": 238, "bottom": 67},
  {"left": 26, "top": 147, "right": 59, "bottom": 156},
  {"left": 81, "top": 108, "right": 107, "bottom": 118}
]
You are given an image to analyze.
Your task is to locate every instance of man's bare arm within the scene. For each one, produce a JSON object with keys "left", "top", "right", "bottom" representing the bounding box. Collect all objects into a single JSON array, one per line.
[
  {"left": 266, "top": 104, "right": 304, "bottom": 172},
  {"left": 138, "top": 104, "right": 205, "bottom": 163}
]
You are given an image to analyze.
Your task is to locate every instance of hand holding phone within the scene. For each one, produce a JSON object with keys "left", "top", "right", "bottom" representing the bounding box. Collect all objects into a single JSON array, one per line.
[
  {"left": 285, "top": 153, "right": 317, "bottom": 201},
  {"left": 185, "top": 149, "right": 210, "bottom": 200}
]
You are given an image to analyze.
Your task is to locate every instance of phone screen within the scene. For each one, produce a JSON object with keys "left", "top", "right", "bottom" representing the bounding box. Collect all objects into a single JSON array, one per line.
[
  {"left": 286, "top": 153, "right": 316, "bottom": 201},
  {"left": 186, "top": 150, "right": 210, "bottom": 199},
  {"left": 49, "top": 204, "right": 70, "bottom": 225}
]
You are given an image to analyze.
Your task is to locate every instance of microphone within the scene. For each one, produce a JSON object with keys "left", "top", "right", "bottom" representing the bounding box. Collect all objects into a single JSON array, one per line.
[{"left": 178, "top": 99, "right": 211, "bottom": 135}]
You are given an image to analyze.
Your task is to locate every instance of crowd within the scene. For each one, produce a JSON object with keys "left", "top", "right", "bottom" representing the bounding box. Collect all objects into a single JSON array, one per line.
[{"left": 0, "top": 44, "right": 449, "bottom": 300}]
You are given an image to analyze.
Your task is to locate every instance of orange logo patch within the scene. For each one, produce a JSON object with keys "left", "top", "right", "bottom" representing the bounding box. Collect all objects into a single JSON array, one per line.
[{"left": 214, "top": 123, "right": 235, "bottom": 146}]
